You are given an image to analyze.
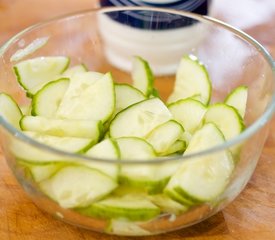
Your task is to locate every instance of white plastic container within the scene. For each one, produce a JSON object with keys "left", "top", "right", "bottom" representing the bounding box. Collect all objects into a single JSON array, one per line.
[{"left": 98, "top": 0, "right": 211, "bottom": 75}]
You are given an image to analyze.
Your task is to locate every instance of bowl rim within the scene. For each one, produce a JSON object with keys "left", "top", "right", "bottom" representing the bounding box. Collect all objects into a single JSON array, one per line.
[{"left": 0, "top": 6, "right": 274, "bottom": 164}]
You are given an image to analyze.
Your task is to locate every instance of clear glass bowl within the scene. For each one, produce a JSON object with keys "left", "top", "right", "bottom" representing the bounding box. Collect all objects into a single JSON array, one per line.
[{"left": 0, "top": 6, "right": 274, "bottom": 236}]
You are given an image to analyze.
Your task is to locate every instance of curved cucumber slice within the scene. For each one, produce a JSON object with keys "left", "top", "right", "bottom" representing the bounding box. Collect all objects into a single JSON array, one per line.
[
  {"left": 20, "top": 116, "right": 102, "bottom": 139},
  {"left": 168, "top": 98, "right": 207, "bottom": 134},
  {"left": 40, "top": 165, "right": 117, "bottom": 208},
  {"left": 203, "top": 103, "right": 244, "bottom": 141},
  {"left": 165, "top": 123, "right": 234, "bottom": 202},
  {"left": 131, "top": 56, "right": 154, "bottom": 97},
  {"left": 84, "top": 138, "right": 120, "bottom": 179},
  {"left": 117, "top": 137, "right": 178, "bottom": 193},
  {"left": 149, "top": 194, "right": 188, "bottom": 215},
  {"left": 117, "top": 137, "right": 158, "bottom": 191},
  {"left": 13, "top": 56, "right": 69, "bottom": 96},
  {"left": 114, "top": 83, "right": 146, "bottom": 115},
  {"left": 161, "top": 140, "right": 186, "bottom": 156},
  {"left": 146, "top": 120, "right": 184, "bottom": 155},
  {"left": 107, "top": 219, "right": 150, "bottom": 236},
  {"left": 25, "top": 131, "right": 96, "bottom": 153},
  {"left": 225, "top": 85, "right": 248, "bottom": 118},
  {"left": 11, "top": 131, "right": 96, "bottom": 163},
  {"left": 56, "top": 72, "right": 115, "bottom": 122},
  {"left": 19, "top": 161, "right": 64, "bottom": 182},
  {"left": 31, "top": 78, "right": 70, "bottom": 117},
  {"left": 77, "top": 194, "right": 160, "bottom": 221},
  {"left": 117, "top": 137, "right": 156, "bottom": 160},
  {"left": 0, "top": 93, "right": 22, "bottom": 129},
  {"left": 110, "top": 98, "right": 172, "bottom": 138},
  {"left": 164, "top": 188, "right": 196, "bottom": 206},
  {"left": 167, "top": 55, "right": 211, "bottom": 105}
]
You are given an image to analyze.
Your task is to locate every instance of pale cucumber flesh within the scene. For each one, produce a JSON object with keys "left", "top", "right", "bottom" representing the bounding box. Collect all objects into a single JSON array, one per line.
[{"left": 40, "top": 165, "right": 117, "bottom": 208}]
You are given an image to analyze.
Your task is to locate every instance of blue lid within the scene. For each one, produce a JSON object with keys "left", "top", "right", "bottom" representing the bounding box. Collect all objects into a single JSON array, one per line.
[{"left": 99, "top": 0, "right": 210, "bottom": 30}]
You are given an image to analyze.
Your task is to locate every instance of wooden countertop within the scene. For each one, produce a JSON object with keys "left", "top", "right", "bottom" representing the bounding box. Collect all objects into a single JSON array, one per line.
[{"left": 0, "top": 1, "right": 275, "bottom": 239}]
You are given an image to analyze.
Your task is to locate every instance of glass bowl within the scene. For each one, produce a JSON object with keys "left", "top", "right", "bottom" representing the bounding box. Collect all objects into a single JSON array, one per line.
[{"left": 0, "top": 6, "right": 274, "bottom": 236}]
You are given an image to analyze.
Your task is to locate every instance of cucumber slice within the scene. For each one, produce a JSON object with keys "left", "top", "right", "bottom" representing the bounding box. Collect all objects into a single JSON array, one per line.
[
  {"left": 11, "top": 131, "right": 95, "bottom": 163},
  {"left": 164, "top": 188, "right": 196, "bottom": 206},
  {"left": 225, "top": 85, "right": 248, "bottom": 118},
  {"left": 31, "top": 78, "right": 70, "bottom": 117},
  {"left": 61, "top": 64, "right": 87, "bottom": 77},
  {"left": 117, "top": 137, "right": 158, "bottom": 191},
  {"left": 25, "top": 131, "right": 95, "bottom": 153},
  {"left": 56, "top": 72, "right": 115, "bottom": 122},
  {"left": 40, "top": 165, "right": 117, "bottom": 208},
  {"left": 19, "top": 161, "right": 64, "bottom": 182},
  {"left": 117, "top": 137, "right": 156, "bottom": 160},
  {"left": 107, "top": 219, "right": 150, "bottom": 236},
  {"left": 114, "top": 83, "right": 146, "bottom": 115},
  {"left": 145, "top": 120, "right": 184, "bottom": 155},
  {"left": 131, "top": 56, "right": 154, "bottom": 97},
  {"left": 167, "top": 55, "right": 211, "bottom": 105},
  {"left": 203, "top": 103, "right": 244, "bottom": 141},
  {"left": 13, "top": 56, "right": 69, "bottom": 96},
  {"left": 20, "top": 116, "right": 103, "bottom": 139},
  {"left": 149, "top": 194, "right": 188, "bottom": 215},
  {"left": 77, "top": 194, "right": 160, "bottom": 221},
  {"left": 0, "top": 93, "right": 22, "bottom": 129},
  {"left": 168, "top": 98, "right": 207, "bottom": 134},
  {"left": 178, "top": 131, "right": 193, "bottom": 145},
  {"left": 161, "top": 140, "right": 186, "bottom": 156},
  {"left": 117, "top": 137, "right": 177, "bottom": 193},
  {"left": 84, "top": 138, "right": 120, "bottom": 179},
  {"left": 165, "top": 123, "right": 234, "bottom": 202},
  {"left": 110, "top": 98, "right": 172, "bottom": 138}
]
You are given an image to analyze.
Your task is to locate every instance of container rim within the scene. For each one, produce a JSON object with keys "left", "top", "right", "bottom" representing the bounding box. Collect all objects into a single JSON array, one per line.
[{"left": 0, "top": 6, "right": 274, "bottom": 164}]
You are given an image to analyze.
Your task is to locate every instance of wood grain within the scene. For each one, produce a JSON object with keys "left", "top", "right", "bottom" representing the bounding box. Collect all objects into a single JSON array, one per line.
[{"left": 0, "top": 0, "right": 275, "bottom": 239}]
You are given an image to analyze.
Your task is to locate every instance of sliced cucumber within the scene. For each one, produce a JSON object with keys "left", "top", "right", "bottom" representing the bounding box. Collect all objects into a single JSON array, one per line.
[
  {"left": 149, "top": 194, "right": 188, "bottom": 215},
  {"left": 203, "top": 103, "right": 244, "bottom": 141},
  {"left": 107, "top": 219, "right": 150, "bottom": 236},
  {"left": 110, "top": 98, "right": 172, "bottom": 138},
  {"left": 117, "top": 137, "right": 156, "bottom": 160},
  {"left": 114, "top": 83, "right": 146, "bottom": 115},
  {"left": 25, "top": 131, "right": 95, "bottom": 153},
  {"left": 117, "top": 137, "right": 158, "bottom": 191},
  {"left": 0, "top": 93, "right": 22, "bottom": 129},
  {"left": 40, "top": 165, "right": 117, "bottom": 208},
  {"left": 161, "top": 140, "right": 186, "bottom": 156},
  {"left": 117, "top": 137, "right": 177, "bottom": 193},
  {"left": 164, "top": 187, "right": 196, "bottom": 206},
  {"left": 84, "top": 138, "right": 120, "bottom": 179},
  {"left": 11, "top": 131, "right": 95, "bottom": 163},
  {"left": 167, "top": 55, "right": 211, "bottom": 105},
  {"left": 225, "top": 85, "right": 248, "bottom": 118},
  {"left": 19, "top": 161, "right": 64, "bottom": 182},
  {"left": 77, "top": 194, "right": 160, "bottom": 221},
  {"left": 86, "top": 138, "right": 120, "bottom": 159},
  {"left": 31, "top": 78, "right": 70, "bottom": 117},
  {"left": 13, "top": 56, "right": 69, "bottom": 96},
  {"left": 178, "top": 131, "right": 193, "bottom": 145},
  {"left": 165, "top": 123, "right": 234, "bottom": 202},
  {"left": 20, "top": 116, "right": 102, "bottom": 139},
  {"left": 145, "top": 120, "right": 184, "bottom": 155},
  {"left": 61, "top": 64, "right": 87, "bottom": 78},
  {"left": 131, "top": 56, "right": 154, "bottom": 97},
  {"left": 168, "top": 98, "right": 207, "bottom": 134},
  {"left": 56, "top": 72, "right": 115, "bottom": 122}
]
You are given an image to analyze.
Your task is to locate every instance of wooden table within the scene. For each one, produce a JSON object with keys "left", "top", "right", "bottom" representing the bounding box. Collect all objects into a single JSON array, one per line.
[{"left": 0, "top": 1, "right": 275, "bottom": 239}]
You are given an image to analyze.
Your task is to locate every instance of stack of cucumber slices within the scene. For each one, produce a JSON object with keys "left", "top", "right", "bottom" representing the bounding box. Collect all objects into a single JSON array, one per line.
[{"left": 0, "top": 54, "right": 248, "bottom": 233}]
